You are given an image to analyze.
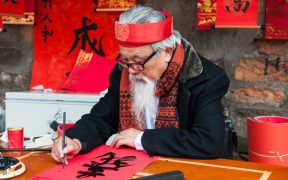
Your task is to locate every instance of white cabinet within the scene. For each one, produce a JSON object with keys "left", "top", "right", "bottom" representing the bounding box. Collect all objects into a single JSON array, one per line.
[{"left": 5, "top": 91, "right": 105, "bottom": 137}]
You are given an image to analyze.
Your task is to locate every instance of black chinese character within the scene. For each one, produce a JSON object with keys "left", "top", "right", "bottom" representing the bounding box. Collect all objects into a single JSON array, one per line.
[
  {"left": 76, "top": 152, "right": 136, "bottom": 178},
  {"left": 225, "top": 0, "right": 250, "bottom": 13},
  {"left": 41, "top": 25, "right": 53, "bottom": 43},
  {"left": 41, "top": 12, "right": 53, "bottom": 23},
  {"left": 4, "top": 0, "right": 17, "bottom": 4},
  {"left": 68, "top": 17, "right": 105, "bottom": 56},
  {"left": 42, "top": 0, "right": 52, "bottom": 8}
]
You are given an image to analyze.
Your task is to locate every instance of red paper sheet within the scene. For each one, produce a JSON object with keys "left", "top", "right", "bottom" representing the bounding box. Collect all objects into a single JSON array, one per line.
[
  {"left": 30, "top": 145, "right": 158, "bottom": 180},
  {"left": 216, "top": 0, "right": 258, "bottom": 27},
  {"left": 0, "top": 0, "right": 24, "bottom": 15},
  {"left": 247, "top": 116, "right": 288, "bottom": 167},
  {"left": 62, "top": 50, "right": 116, "bottom": 93}
]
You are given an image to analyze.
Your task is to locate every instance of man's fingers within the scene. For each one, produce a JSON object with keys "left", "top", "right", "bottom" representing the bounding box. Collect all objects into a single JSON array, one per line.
[
  {"left": 51, "top": 148, "right": 62, "bottom": 163},
  {"left": 115, "top": 138, "right": 126, "bottom": 148},
  {"left": 111, "top": 135, "right": 121, "bottom": 147}
]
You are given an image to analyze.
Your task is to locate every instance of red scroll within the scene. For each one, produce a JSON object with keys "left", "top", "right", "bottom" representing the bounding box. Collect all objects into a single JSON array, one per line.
[
  {"left": 264, "top": 0, "right": 288, "bottom": 39},
  {"left": 196, "top": 0, "right": 217, "bottom": 30},
  {"left": 247, "top": 116, "right": 288, "bottom": 167},
  {"left": 0, "top": 0, "right": 24, "bottom": 15},
  {"left": 95, "top": 0, "right": 137, "bottom": 12},
  {"left": 215, "top": 0, "right": 259, "bottom": 28}
]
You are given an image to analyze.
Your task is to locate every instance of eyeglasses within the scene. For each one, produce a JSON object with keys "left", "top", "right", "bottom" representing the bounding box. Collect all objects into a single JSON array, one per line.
[{"left": 116, "top": 51, "right": 158, "bottom": 71}]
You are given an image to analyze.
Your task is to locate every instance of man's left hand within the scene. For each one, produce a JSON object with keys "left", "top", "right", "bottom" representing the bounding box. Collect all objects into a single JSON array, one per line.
[{"left": 111, "top": 128, "right": 142, "bottom": 148}]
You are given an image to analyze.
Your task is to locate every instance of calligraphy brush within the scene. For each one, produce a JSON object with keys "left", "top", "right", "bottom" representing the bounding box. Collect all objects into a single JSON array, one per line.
[{"left": 62, "top": 112, "right": 66, "bottom": 169}]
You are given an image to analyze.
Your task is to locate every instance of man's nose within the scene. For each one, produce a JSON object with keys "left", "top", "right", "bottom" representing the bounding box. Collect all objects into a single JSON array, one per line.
[{"left": 128, "top": 67, "right": 139, "bottom": 75}]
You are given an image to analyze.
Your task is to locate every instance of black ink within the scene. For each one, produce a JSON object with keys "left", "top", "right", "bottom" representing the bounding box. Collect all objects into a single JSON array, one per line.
[
  {"left": 68, "top": 17, "right": 105, "bottom": 56},
  {"left": 4, "top": 0, "right": 17, "bottom": 4},
  {"left": 225, "top": 0, "right": 250, "bottom": 13},
  {"left": 77, "top": 152, "right": 136, "bottom": 179},
  {"left": 275, "top": 57, "right": 280, "bottom": 72},
  {"left": 41, "top": 25, "right": 54, "bottom": 43},
  {"left": 41, "top": 12, "right": 53, "bottom": 23},
  {"left": 42, "top": 0, "right": 52, "bottom": 8},
  {"left": 264, "top": 58, "right": 269, "bottom": 76}
]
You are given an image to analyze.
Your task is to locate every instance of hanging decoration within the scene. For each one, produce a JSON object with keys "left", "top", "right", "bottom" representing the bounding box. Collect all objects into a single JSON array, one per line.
[
  {"left": 31, "top": 1, "right": 121, "bottom": 90},
  {"left": 215, "top": 0, "right": 259, "bottom": 28},
  {"left": 264, "top": 0, "right": 288, "bottom": 39},
  {"left": 0, "top": 0, "right": 24, "bottom": 16},
  {"left": 94, "top": 0, "right": 137, "bottom": 12},
  {"left": 196, "top": 0, "right": 217, "bottom": 30},
  {"left": 2, "top": 0, "right": 34, "bottom": 25}
]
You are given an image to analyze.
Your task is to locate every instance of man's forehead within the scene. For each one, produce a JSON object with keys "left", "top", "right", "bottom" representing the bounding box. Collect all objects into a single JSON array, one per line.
[{"left": 119, "top": 45, "right": 153, "bottom": 56}]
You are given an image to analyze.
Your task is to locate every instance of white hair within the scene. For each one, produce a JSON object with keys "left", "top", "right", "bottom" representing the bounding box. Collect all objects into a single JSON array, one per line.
[{"left": 119, "top": 5, "right": 182, "bottom": 51}]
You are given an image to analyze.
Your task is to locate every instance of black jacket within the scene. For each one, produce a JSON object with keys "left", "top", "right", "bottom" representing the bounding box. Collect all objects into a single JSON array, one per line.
[{"left": 66, "top": 39, "right": 230, "bottom": 159}]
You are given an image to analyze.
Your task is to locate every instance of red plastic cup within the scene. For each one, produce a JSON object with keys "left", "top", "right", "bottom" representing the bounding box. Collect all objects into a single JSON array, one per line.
[
  {"left": 8, "top": 127, "right": 24, "bottom": 149},
  {"left": 57, "top": 123, "right": 75, "bottom": 137}
]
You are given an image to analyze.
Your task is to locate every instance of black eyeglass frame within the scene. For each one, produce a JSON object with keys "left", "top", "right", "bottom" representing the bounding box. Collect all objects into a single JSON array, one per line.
[{"left": 116, "top": 51, "right": 158, "bottom": 71}]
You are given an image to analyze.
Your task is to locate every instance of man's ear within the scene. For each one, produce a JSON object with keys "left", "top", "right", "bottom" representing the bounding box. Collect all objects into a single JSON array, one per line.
[{"left": 163, "top": 47, "right": 173, "bottom": 63}]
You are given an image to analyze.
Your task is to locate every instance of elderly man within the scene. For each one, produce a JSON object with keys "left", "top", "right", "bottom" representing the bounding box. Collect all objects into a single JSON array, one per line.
[{"left": 51, "top": 5, "right": 230, "bottom": 163}]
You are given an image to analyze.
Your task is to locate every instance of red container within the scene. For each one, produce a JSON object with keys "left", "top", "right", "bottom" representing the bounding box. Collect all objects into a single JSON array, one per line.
[
  {"left": 247, "top": 116, "right": 288, "bottom": 167},
  {"left": 8, "top": 127, "right": 24, "bottom": 149},
  {"left": 57, "top": 123, "right": 75, "bottom": 137}
]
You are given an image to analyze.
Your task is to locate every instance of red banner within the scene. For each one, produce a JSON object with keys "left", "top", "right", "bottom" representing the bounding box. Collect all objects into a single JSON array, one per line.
[
  {"left": 95, "top": 0, "right": 137, "bottom": 11},
  {"left": 264, "top": 0, "right": 288, "bottom": 39},
  {"left": 0, "top": 0, "right": 24, "bottom": 15},
  {"left": 216, "top": 0, "right": 258, "bottom": 28},
  {"left": 196, "top": 0, "right": 216, "bottom": 30},
  {"left": 24, "top": 0, "right": 34, "bottom": 15},
  {"left": 31, "top": 1, "right": 120, "bottom": 90}
]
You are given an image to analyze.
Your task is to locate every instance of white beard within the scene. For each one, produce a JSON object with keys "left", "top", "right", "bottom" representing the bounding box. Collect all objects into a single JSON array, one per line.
[{"left": 129, "top": 74, "right": 159, "bottom": 126}]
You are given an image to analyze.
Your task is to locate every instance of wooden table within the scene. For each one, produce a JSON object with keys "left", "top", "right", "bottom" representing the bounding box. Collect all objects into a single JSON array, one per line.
[{"left": 2, "top": 151, "right": 288, "bottom": 180}]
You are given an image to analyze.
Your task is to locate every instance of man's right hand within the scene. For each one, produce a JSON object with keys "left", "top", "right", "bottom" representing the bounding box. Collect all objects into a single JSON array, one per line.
[{"left": 51, "top": 136, "right": 82, "bottom": 164}]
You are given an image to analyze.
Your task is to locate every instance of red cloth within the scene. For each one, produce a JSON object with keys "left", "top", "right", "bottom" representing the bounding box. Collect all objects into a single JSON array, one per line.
[
  {"left": 264, "top": 0, "right": 288, "bottom": 39},
  {"left": 115, "top": 11, "right": 173, "bottom": 46},
  {"left": 216, "top": 0, "right": 258, "bottom": 27},
  {"left": 196, "top": 0, "right": 217, "bottom": 30},
  {"left": 62, "top": 50, "right": 116, "bottom": 93},
  {"left": 31, "top": 1, "right": 120, "bottom": 90},
  {"left": 0, "top": 0, "right": 24, "bottom": 15}
]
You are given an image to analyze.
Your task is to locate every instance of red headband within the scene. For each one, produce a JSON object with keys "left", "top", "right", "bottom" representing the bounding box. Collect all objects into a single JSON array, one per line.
[{"left": 115, "top": 11, "right": 173, "bottom": 46}]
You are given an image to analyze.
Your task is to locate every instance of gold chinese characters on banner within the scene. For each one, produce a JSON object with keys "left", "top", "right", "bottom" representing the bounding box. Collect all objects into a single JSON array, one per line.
[
  {"left": 95, "top": 0, "right": 137, "bottom": 11},
  {"left": 196, "top": 0, "right": 217, "bottom": 30}
]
